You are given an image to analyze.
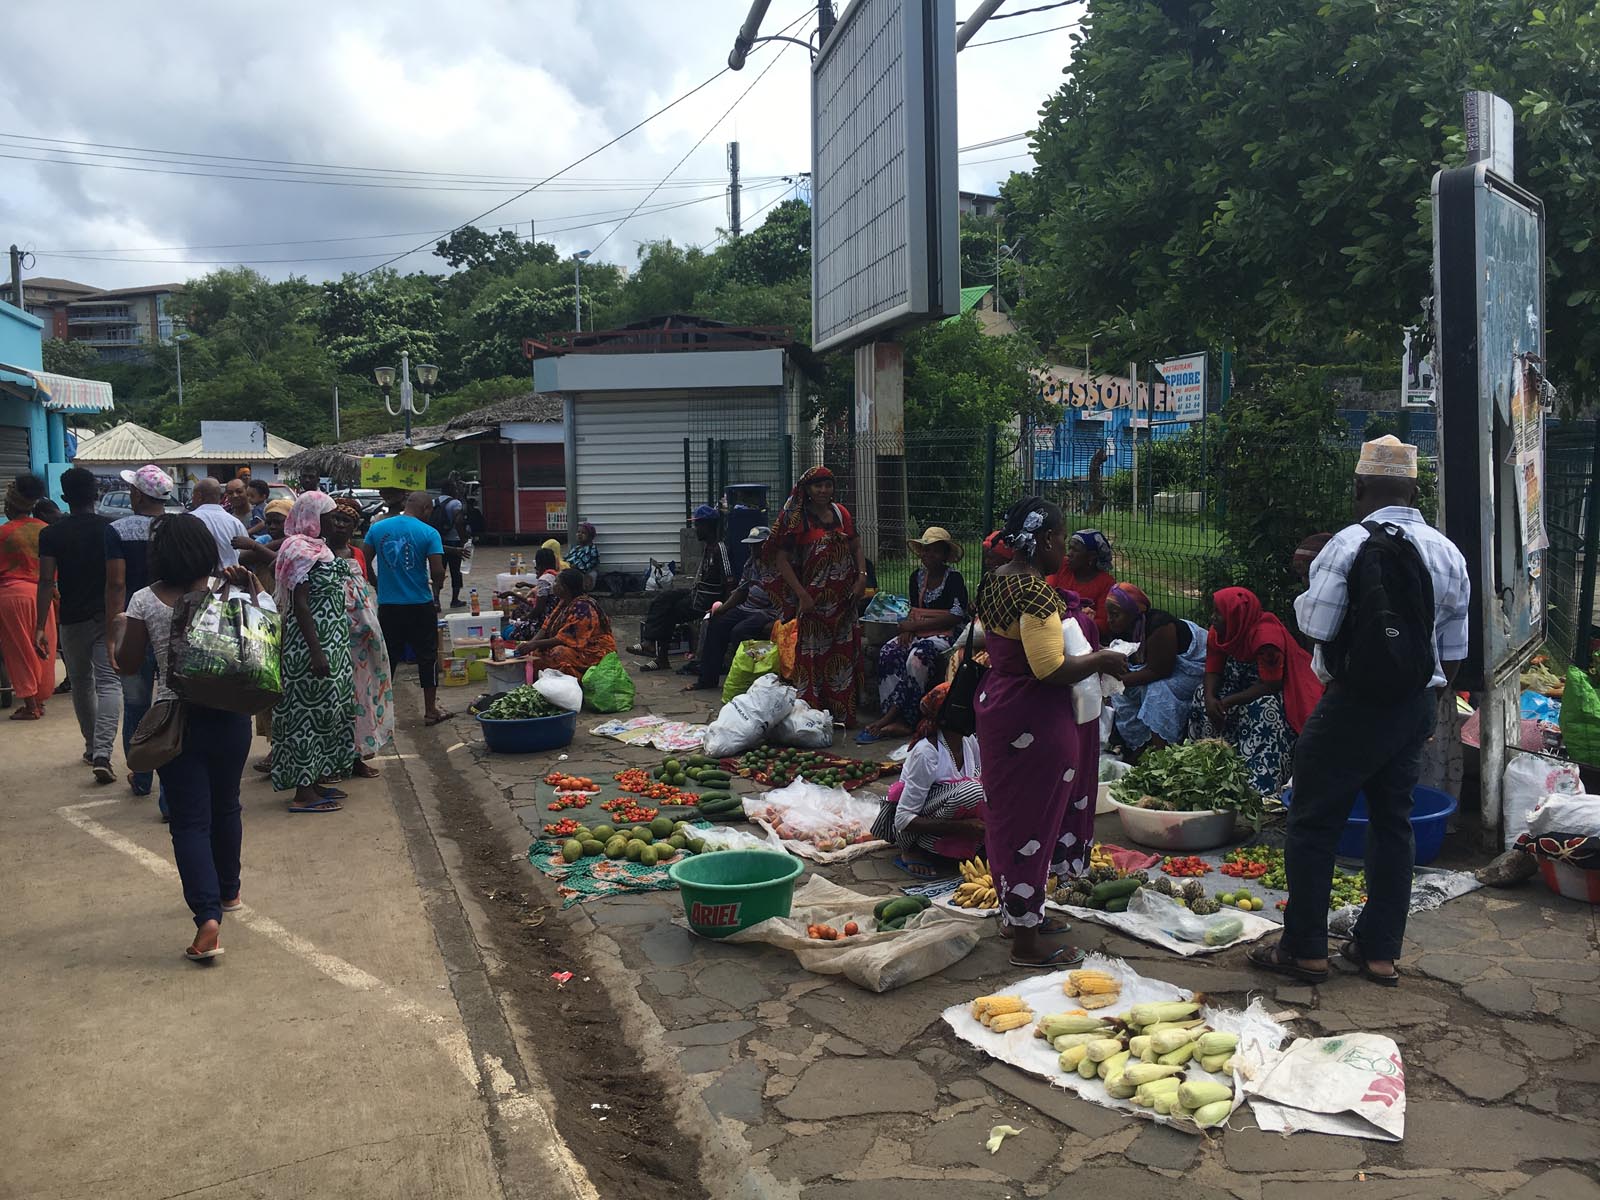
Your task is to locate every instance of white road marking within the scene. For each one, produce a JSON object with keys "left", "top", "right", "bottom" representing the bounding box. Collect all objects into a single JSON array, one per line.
[{"left": 57, "top": 797, "right": 598, "bottom": 1199}]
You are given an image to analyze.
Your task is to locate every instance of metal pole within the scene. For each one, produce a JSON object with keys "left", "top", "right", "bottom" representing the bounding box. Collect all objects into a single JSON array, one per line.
[
  {"left": 8, "top": 245, "right": 21, "bottom": 308},
  {"left": 1217, "top": 347, "right": 1232, "bottom": 522},
  {"left": 1576, "top": 419, "right": 1600, "bottom": 668},
  {"left": 175, "top": 338, "right": 184, "bottom": 409},
  {"left": 1129, "top": 361, "right": 1139, "bottom": 514},
  {"left": 574, "top": 260, "right": 582, "bottom": 331},
  {"left": 983, "top": 423, "right": 997, "bottom": 535},
  {"left": 816, "top": 0, "right": 834, "bottom": 45},
  {"left": 683, "top": 439, "right": 693, "bottom": 521},
  {"left": 728, "top": 141, "right": 742, "bottom": 238},
  {"left": 400, "top": 350, "right": 412, "bottom": 446},
  {"left": 332, "top": 383, "right": 341, "bottom": 439},
  {"left": 955, "top": 0, "right": 1004, "bottom": 50}
]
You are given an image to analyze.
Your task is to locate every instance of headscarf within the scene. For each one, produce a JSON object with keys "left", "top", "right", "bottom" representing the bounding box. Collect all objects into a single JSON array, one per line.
[
  {"left": 1106, "top": 582, "right": 1151, "bottom": 643},
  {"left": 578, "top": 521, "right": 596, "bottom": 539},
  {"left": 541, "top": 537, "right": 570, "bottom": 571},
  {"left": 1000, "top": 496, "right": 1051, "bottom": 559},
  {"left": 765, "top": 465, "right": 835, "bottom": 560},
  {"left": 1071, "top": 529, "right": 1114, "bottom": 573},
  {"left": 982, "top": 530, "right": 1013, "bottom": 563},
  {"left": 914, "top": 682, "right": 952, "bottom": 748},
  {"left": 274, "top": 490, "right": 336, "bottom": 605},
  {"left": 1209, "top": 587, "right": 1322, "bottom": 733}
]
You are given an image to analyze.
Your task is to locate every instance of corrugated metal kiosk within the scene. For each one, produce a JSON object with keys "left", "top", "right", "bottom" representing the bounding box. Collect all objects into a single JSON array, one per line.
[{"left": 530, "top": 322, "right": 813, "bottom": 575}]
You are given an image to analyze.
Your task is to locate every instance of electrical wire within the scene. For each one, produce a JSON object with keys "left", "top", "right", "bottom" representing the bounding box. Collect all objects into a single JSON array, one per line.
[
  {"left": 696, "top": 181, "right": 801, "bottom": 251},
  {"left": 965, "top": 20, "right": 1081, "bottom": 47},
  {"left": 958, "top": 0, "right": 1081, "bottom": 21},
  {"left": 960, "top": 132, "right": 1030, "bottom": 152}
]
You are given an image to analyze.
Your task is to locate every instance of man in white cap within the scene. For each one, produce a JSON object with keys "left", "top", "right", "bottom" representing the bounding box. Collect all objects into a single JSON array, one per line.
[
  {"left": 105, "top": 464, "right": 175, "bottom": 802},
  {"left": 1250, "top": 435, "right": 1469, "bottom": 988}
]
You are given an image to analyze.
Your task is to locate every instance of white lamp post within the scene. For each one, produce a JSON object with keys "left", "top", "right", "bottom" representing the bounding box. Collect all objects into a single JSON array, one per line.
[
  {"left": 374, "top": 352, "right": 440, "bottom": 446},
  {"left": 574, "top": 249, "right": 592, "bottom": 331}
]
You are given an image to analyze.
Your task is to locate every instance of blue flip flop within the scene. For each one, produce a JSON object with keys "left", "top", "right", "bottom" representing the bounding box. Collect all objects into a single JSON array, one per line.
[
  {"left": 855, "top": 729, "right": 885, "bottom": 744},
  {"left": 317, "top": 787, "right": 349, "bottom": 801}
]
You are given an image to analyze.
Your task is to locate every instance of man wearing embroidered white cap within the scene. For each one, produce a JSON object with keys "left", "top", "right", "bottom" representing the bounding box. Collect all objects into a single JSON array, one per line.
[{"left": 1250, "top": 435, "right": 1470, "bottom": 989}]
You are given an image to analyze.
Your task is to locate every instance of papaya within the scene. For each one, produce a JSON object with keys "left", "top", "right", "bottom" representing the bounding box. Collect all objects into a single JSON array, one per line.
[{"left": 561, "top": 839, "right": 583, "bottom": 863}]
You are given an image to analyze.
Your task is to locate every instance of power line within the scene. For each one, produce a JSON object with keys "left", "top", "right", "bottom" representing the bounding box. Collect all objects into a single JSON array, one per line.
[
  {"left": 697, "top": 182, "right": 800, "bottom": 251},
  {"left": 961, "top": 151, "right": 1035, "bottom": 167},
  {"left": 965, "top": 20, "right": 1081, "bottom": 47},
  {"left": 958, "top": 0, "right": 1081, "bottom": 21},
  {"left": 359, "top": 3, "right": 813, "bottom": 276}
]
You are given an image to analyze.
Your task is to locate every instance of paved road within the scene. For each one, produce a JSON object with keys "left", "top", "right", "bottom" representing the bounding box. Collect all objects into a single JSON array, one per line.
[{"left": 0, "top": 686, "right": 588, "bottom": 1200}]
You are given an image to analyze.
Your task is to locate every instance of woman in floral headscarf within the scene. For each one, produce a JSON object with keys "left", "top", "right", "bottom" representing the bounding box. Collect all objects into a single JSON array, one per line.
[
  {"left": 764, "top": 466, "right": 866, "bottom": 725},
  {"left": 270, "top": 492, "right": 357, "bottom": 813},
  {"left": 328, "top": 495, "right": 393, "bottom": 773},
  {"left": 1048, "top": 528, "right": 1115, "bottom": 637}
]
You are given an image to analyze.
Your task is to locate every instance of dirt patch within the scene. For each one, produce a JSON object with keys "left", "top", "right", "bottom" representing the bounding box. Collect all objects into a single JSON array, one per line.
[{"left": 417, "top": 734, "right": 707, "bottom": 1198}]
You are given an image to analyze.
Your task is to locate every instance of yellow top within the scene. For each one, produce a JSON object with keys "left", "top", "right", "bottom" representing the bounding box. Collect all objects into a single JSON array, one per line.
[{"left": 975, "top": 573, "right": 1067, "bottom": 679}]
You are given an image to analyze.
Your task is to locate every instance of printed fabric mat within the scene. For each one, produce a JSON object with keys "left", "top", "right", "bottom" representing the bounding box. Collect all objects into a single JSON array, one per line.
[{"left": 526, "top": 817, "right": 717, "bottom": 908}]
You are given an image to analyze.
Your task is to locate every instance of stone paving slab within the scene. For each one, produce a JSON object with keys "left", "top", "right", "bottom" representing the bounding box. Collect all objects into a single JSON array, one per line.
[{"left": 458, "top": 627, "right": 1600, "bottom": 1197}]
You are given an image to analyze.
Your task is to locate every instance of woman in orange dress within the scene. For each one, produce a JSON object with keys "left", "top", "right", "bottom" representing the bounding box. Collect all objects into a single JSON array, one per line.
[
  {"left": 514, "top": 569, "right": 617, "bottom": 679},
  {"left": 0, "top": 475, "right": 57, "bottom": 719}
]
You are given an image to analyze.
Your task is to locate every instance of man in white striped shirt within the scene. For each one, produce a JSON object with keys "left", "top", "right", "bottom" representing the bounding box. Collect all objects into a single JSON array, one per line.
[{"left": 1250, "top": 436, "right": 1470, "bottom": 989}]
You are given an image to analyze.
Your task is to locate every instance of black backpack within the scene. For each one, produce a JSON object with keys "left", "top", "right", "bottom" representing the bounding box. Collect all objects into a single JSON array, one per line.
[{"left": 1326, "top": 522, "right": 1436, "bottom": 698}]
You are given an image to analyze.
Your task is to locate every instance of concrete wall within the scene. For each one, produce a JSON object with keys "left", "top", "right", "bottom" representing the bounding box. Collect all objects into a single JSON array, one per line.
[{"left": 0, "top": 300, "right": 59, "bottom": 492}]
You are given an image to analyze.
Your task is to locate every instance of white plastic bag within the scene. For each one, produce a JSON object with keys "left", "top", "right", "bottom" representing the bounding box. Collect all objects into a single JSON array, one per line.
[
  {"left": 703, "top": 673, "right": 796, "bottom": 758},
  {"left": 1526, "top": 791, "right": 1600, "bottom": 840},
  {"left": 1503, "top": 752, "right": 1584, "bottom": 848},
  {"left": 644, "top": 560, "right": 674, "bottom": 592},
  {"left": 1062, "top": 618, "right": 1103, "bottom": 724},
  {"left": 722, "top": 877, "right": 981, "bottom": 992},
  {"left": 533, "top": 668, "right": 583, "bottom": 712},
  {"left": 1239, "top": 1033, "right": 1406, "bottom": 1142},
  {"left": 775, "top": 698, "right": 834, "bottom": 748},
  {"left": 743, "top": 778, "right": 885, "bottom": 861}
]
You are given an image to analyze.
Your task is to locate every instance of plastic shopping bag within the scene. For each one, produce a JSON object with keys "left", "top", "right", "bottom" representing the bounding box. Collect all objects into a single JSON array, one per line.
[
  {"left": 1061, "top": 617, "right": 1104, "bottom": 724},
  {"left": 704, "top": 673, "right": 796, "bottom": 758},
  {"left": 743, "top": 777, "right": 886, "bottom": 862},
  {"left": 1239, "top": 1033, "right": 1407, "bottom": 1141},
  {"left": 771, "top": 618, "right": 798, "bottom": 679},
  {"left": 580, "top": 651, "right": 635, "bottom": 713},
  {"left": 1502, "top": 751, "right": 1584, "bottom": 849},
  {"left": 1560, "top": 666, "right": 1600, "bottom": 765},
  {"left": 775, "top": 698, "right": 834, "bottom": 748},
  {"left": 168, "top": 583, "right": 282, "bottom": 716},
  {"left": 533, "top": 667, "right": 583, "bottom": 713},
  {"left": 722, "top": 638, "right": 779, "bottom": 704}
]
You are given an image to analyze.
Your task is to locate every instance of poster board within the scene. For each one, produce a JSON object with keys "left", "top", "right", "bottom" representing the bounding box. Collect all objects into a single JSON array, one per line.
[
  {"left": 1156, "top": 353, "right": 1207, "bottom": 422},
  {"left": 360, "top": 449, "right": 436, "bottom": 492}
]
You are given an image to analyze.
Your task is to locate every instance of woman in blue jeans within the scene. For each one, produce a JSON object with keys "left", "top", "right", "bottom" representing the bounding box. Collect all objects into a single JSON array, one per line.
[{"left": 113, "top": 514, "right": 257, "bottom": 963}]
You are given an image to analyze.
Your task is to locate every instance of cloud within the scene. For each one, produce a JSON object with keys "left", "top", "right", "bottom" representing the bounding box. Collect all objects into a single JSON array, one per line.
[{"left": 3, "top": 0, "right": 1077, "bottom": 290}]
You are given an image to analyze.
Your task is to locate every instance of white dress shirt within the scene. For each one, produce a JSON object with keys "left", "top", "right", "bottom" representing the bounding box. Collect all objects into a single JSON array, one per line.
[
  {"left": 190, "top": 503, "right": 248, "bottom": 569},
  {"left": 1294, "top": 505, "right": 1470, "bottom": 688}
]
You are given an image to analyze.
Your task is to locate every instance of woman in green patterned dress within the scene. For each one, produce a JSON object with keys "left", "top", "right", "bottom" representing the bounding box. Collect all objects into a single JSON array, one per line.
[{"left": 271, "top": 492, "right": 357, "bottom": 813}]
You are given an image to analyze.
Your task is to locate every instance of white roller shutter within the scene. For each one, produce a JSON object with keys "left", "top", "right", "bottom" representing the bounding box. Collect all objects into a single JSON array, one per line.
[
  {"left": 0, "top": 426, "right": 31, "bottom": 487},
  {"left": 573, "top": 391, "right": 780, "bottom": 573}
]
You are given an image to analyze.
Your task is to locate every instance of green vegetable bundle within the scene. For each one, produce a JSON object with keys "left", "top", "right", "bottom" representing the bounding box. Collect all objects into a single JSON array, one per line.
[
  {"left": 1110, "top": 739, "right": 1262, "bottom": 830},
  {"left": 482, "top": 686, "right": 566, "bottom": 720}
]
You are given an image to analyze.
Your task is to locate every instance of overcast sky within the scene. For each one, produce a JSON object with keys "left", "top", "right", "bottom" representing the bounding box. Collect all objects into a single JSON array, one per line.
[{"left": 4, "top": 0, "right": 1080, "bottom": 291}]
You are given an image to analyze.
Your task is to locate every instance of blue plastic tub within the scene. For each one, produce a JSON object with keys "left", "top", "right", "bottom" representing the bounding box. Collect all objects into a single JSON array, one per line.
[
  {"left": 475, "top": 709, "right": 577, "bottom": 753},
  {"left": 1280, "top": 784, "right": 1458, "bottom": 865}
]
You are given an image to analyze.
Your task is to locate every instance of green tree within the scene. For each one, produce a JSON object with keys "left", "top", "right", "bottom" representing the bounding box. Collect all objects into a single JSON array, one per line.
[
  {"left": 902, "top": 314, "right": 1045, "bottom": 431},
  {"left": 315, "top": 271, "right": 442, "bottom": 377},
  {"left": 457, "top": 285, "right": 573, "bottom": 379},
  {"left": 434, "top": 227, "right": 558, "bottom": 272},
  {"left": 40, "top": 338, "right": 102, "bottom": 377}
]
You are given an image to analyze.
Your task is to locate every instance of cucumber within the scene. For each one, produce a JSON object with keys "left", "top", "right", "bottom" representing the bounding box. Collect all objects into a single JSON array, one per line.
[
  {"left": 1089, "top": 877, "right": 1143, "bottom": 903},
  {"left": 1202, "top": 916, "right": 1245, "bottom": 946},
  {"left": 879, "top": 897, "right": 924, "bottom": 922},
  {"left": 874, "top": 897, "right": 896, "bottom": 920},
  {"left": 1104, "top": 895, "right": 1132, "bottom": 913},
  {"left": 696, "top": 791, "right": 732, "bottom": 805},
  {"left": 697, "top": 771, "right": 732, "bottom": 784},
  {"left": 686, "top": 754, "right": 719, "bottom": 768}
]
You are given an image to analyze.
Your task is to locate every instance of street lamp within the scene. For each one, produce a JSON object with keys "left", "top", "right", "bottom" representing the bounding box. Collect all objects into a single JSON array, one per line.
[
  {"left": 174, "top": 332, "right": 191, "bottom": 408},
  {"left": 574, "top": 249, "right": 592, "bottom": 331},
  {"left": 373, "top": 352, "right": 439, "bottom": 446}
]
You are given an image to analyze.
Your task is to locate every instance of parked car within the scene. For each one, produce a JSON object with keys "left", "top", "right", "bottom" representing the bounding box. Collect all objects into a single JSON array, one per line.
[
  {"left": 330, "top": 487, "right": 386, "bottom": 523},
  {"left": 97, "top": 490, "right": 186, "bottom": 518}
]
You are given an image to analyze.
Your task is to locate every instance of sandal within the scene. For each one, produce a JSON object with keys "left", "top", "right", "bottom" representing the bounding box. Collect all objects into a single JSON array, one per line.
[
  {"left": 892, "top": 857, "right": 947, "bottom": 880},
  {"left": 626, "top": 643, "right": 653, "bottom": 657},
  {"left": 999, "top": 917, "right": 1071, "bottom": 940},
  {"left": 222, "top": 896, "right": 243, "bottom": 912},
  {"left": 638, "top": 662, "right": 669, "bottom": 672},
  {"left": 424, "top": 711, "right": 451, "bottom": 726},
  {"left": 1339, "top": 940, "right": 1400, "bottom": 988},
  {"left": 1246, "top": 941, "right": 1330, "bottom": 983},
  {"left": 316, "top": 786, "right": 349, "bottom": 801},
  {"left": 288, "top": 797, "right": 343, "bottom": 813},
  {"left": 1009, "top": 943, "right": 1086, "bottom": 970},
  {"left": 184, "top": 944, "right": 225, "bottom": 962}
]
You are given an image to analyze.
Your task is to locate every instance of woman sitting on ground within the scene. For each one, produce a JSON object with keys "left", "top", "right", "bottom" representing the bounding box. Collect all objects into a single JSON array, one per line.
[
  {"left": 870, "top": 683, "right": 985, "bottom": 879},
  {"left": 513, "top": 568, "right": 617, "bottom": 679},
  {"left": 860, "top": 526, "right": 970, "bottom": 743},
  {"left": 1187, "top": 586, "right": 1322, "bottom": 796},
  {"left": 1047, "top": 528, "right": 1115, "bottom": 638},
  {"left": 1105, "top": 583, "right": 1208, "bottom": 759}
]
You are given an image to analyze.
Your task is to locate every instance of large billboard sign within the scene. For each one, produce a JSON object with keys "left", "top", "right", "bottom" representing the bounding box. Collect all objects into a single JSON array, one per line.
[{"left": 811, "top": 0, "right": 959, "bottom": 353}]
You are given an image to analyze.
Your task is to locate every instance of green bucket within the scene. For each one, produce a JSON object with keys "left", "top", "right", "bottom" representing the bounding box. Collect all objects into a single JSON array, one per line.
[{"left": 668, "top": 850, "right": 804, "bottom": 938}]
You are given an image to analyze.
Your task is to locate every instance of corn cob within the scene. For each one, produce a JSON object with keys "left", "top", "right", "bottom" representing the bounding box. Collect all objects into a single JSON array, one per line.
[
  {"left": 1150, "top": 1027, "right": 1201, "bottom": 1055},
  {"left": 1152, "top": 1093, "right": 1176, "bottom": 1115},
  {"left": 1135, "top": 1077, "right": 1182, "bottom": 1107},
  {"left": 1058, "top": 1043, "right": 1090, "bottom": 1070},
  {"left": 1177, "top": 1079, "right": 1233, "bottom": 1109},
  {"left": 972, "top": 995, "right": 1026, "bottom": 1020},
  {"left": 1122, "top": 1061, "right": 1188, "bottom": 1086},
  {"left": 1036, "top": 1013, "right": 1112, "bottom": 1039},
  {"left": 986, "top": 1010, "right": 1034, "bottom": 1033},
  {"left": 1129, "top": 1000, "right": 1202, "bottom": 1027},
  {"left": 1158, "top": 1042, "right": 1197, "bottom": 1066},
  {"left": 1050, "top": 1032, "right": 1103, "bottom": 1051},
  {"left": 1077, "top": 1055, "right": 1099, "bottom": 1079},
  {"left": 1193, "top": 1099, "right": 1233, "bottom": 1128},
  {"left": 1194, "top": 1031, "right": 1238, "bottom": 1057},
  {"left": 1105, "top": 1074, "right": 1139, "bottom": 1100},
  {"left": 1127, "top": 1035, "right": 1152, "bottom": 1059},
  {"left": 1085, "top": 1038, "right": 1126, "bottom": 1063},
  {"left": 1079, "top": 991, "right": 1121, "bottom": 1010},
  {"left": 1061, "top": 977, "right": 1080, "bottom": 997},
  {"left": 1222, "top": 1055, "right": 1235, "bottom": 1074},
  {"left": 1199, "top": 1052, "right": 1233, "bottom": 1074},
  {"left": 1097, "top": 1049, "right": 1131, "bottom": 1080},
  {"left": 1142, "top": 1018, "right": 1206, "bottom": 1035},
  {"left": 1067, "top": 970, "right": 1119, "bottom": 994}
]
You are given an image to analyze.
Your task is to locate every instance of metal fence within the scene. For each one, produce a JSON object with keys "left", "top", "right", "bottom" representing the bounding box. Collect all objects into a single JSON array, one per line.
[{"left": 1545, "top": 421, "right": 1599, "bottom": 668}]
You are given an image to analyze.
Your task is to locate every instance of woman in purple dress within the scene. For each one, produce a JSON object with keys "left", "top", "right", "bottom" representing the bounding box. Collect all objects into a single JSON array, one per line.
[{"left": 974, "top": 498, "right": 1127, "bottom": 968}]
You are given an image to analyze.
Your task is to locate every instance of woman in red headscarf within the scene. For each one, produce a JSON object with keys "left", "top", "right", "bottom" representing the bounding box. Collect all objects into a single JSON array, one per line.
[
  {"left": 1189, "top": 587, "right": 1323, "bottom": 795},
  {"left": 869, "top": 683, "right": 985, "bottom": 877},
  {"left": 764, "top": 466, "right": 866, "bottom": 726}
]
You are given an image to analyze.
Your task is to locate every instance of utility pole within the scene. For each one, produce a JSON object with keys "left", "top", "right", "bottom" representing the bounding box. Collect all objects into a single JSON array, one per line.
[
  {"left": 332, "top": 383, "right": 341, "bottom": 439},
  {"left": 727, "top": 141, "right": 742, "bottom": 239},
  {"left": 8, "top": 245, "right": 22, "bottom": 308}
]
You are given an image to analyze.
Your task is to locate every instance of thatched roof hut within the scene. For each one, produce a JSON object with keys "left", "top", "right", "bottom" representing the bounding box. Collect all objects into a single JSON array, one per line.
[{"left": 278, "top": 392, "right": 560, "bottom": 485}]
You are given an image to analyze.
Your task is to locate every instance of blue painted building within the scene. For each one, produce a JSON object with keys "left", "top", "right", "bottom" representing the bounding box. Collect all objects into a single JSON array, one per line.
[
  {"left": 1029, "top": 367, "right": 1193, "bottom": 481},
  {"left": 0, "top": 299, "right": 115, "bottom": 500}
]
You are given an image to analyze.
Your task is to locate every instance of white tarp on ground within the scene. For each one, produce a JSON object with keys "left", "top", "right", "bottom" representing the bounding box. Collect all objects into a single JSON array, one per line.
[
  {"left": 941, "top": 954, "right": 1289, "bottom": 1132},
  {"left": 1239, "top": 1034, "right": 1406, "bottom": 1141}
]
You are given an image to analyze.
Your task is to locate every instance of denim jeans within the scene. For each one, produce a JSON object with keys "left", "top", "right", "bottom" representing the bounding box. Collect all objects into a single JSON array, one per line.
[
  {"left": 121, "top": 650, "right": 159, "bottom": 798},
  {"left": 59, "top": 619, "right": 122, "bottom": 762},
  {"left": 1281, "top": 684, "right": 1438, "bottom": 962},
  {"left": 695, "top": 608, "right": 775, "bottom": 688},
  {"left": 157, "top": 705, "right": 252, "bottom": 928}
]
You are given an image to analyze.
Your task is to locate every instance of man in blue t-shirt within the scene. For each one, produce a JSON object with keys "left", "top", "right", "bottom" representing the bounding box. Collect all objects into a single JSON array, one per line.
[{"left": 364, "top": 490, "right": 448, "bottom": 723}]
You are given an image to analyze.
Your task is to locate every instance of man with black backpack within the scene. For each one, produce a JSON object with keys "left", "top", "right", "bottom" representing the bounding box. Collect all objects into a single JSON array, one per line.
[{"left": 1250, "top": 436, "right": 1470, "bottom": 988}]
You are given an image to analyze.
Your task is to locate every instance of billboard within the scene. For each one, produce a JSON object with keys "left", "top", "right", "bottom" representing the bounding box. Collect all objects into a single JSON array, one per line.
[
  {"left": 1156, "top": 354, "right": 1207, "bottom": 422},
  {"left": 811, "top": 0, "right": 959, "bottom": 353}
]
